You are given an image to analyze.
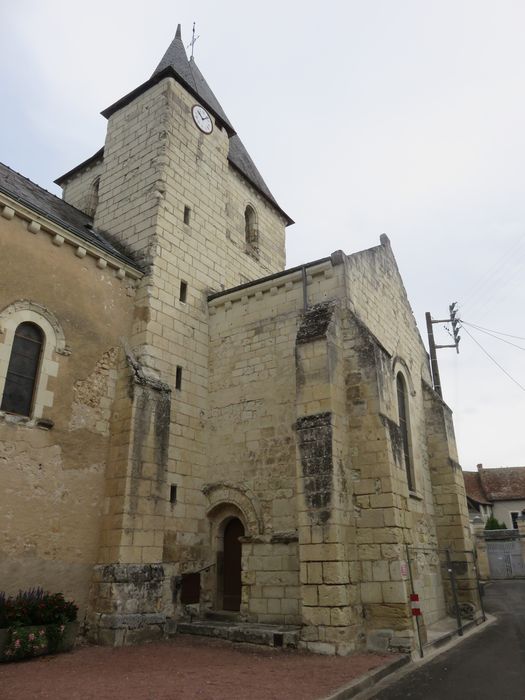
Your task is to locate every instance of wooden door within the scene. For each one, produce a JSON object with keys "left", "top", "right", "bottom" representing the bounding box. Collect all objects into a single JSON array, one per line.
[{"left": 223, "top": 518, "right": 244, "bottom": 611}]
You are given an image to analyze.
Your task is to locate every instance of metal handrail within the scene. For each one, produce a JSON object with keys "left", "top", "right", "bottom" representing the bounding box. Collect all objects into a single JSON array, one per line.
[{"left": 180, "top": 562, "right": 216, "bottom": 577}]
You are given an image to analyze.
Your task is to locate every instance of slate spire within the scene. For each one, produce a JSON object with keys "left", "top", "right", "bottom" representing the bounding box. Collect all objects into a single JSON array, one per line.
[
  {"left": 149, "top": 25, "right": 292, "bottom": 224},
  {"left": 152, "top": 24, "right": 194, "bottom": 85}
]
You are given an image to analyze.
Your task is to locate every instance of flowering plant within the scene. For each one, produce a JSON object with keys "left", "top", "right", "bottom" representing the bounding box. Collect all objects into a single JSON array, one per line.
[
  {"left": 3, "top": 626, "right": 49, "bottom": 660},
  {"left": 0, "top": 589, "right": 77, "bottom": 661},
  {"left": 0, "top": 588, "right": 77, "bottom": 627}
]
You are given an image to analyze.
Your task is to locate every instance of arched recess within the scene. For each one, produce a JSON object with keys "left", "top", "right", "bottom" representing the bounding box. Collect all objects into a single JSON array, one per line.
[
  {"left": 202, "top": 483, "right": 263, "bottom": 612},
  {"left": 392, "top": 356, "right": 416, "bottom": 396},
  {"left": 203, "top": 481, "right": 263, "bottom": 537},
  {"left": 0, "top": 300, "right": 68, "bottom": 419}
]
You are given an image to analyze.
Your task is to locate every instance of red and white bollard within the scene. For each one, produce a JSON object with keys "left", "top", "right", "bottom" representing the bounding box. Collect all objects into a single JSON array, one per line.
[{"left": 410, "top": 593, "right": 421, "bottom": 616}]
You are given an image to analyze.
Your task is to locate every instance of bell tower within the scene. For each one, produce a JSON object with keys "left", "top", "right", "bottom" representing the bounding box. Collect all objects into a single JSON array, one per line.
[{"left": 60, "top": 25, "right": 293, "bottom": 644}]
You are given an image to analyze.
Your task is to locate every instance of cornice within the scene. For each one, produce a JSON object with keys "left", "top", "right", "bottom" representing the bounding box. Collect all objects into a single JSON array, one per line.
[{"left": 0, "top": 194, "right": 142, "bottom": 282}]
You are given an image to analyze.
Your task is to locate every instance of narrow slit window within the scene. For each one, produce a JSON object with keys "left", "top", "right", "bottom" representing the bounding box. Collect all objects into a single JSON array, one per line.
[
  {"left": 170, "top": 484, "right": 178, "bottom": 504},
  {"left": 179, "top": 281, "right": 188, "bottom": 303},
  {"left": 396, "top": 373, "right": 414, "bottom": 491},
  {"left": 244, "top": 205, "right": 259, "bottom": 258},
  {"left": 176, "top": 366, "right": 183, "bottom": 390},
  {"left": 1, "top": 322, "right": 44, "bottom": 417},
  {"left": 86, "top": 176, "right": 100, "bottom": 217},
  {"left": 183, "top": 206, "right": 191, "bottom": 225}
]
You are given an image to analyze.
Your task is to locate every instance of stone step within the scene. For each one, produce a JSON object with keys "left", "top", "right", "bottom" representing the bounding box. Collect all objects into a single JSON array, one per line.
[
  {"left": 175, "top": 620, "right": 301, "bottom": 648},
  {"left": 204, "top": 610, "right": 241, "bottom": 622}
]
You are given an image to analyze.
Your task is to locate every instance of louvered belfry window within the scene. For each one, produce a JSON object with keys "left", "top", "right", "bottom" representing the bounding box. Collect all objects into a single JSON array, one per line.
[{"left": 1, "top": 322, "right": 44, "bottom": 416}]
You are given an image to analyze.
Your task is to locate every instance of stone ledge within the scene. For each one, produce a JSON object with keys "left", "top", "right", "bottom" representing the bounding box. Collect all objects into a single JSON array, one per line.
[{"left": 98, "top": 612, "right": 166, "bottom": 629}]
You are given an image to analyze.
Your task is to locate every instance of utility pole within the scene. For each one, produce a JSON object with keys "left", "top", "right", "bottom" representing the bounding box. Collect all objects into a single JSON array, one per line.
[{"left": 425, "top": 302, "right": 461, "bottom": 399}]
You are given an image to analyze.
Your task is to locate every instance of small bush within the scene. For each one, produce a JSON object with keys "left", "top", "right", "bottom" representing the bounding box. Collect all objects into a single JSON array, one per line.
[{"left": 484, "top": 515, "right": 507, "bottom": 530}]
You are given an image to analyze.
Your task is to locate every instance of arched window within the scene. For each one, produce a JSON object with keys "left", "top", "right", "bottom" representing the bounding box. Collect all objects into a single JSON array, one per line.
[
  {"left": 244, "top": 205, "right": 259, "bottom": 258},
  {"left": 1, "top": 322, "right": 44, "bottom": 416},
  {"left": 396, "top": 372, "right": 414, "bottom": 491}
]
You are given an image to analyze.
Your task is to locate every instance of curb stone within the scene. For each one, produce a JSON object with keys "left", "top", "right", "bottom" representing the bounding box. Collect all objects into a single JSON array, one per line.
[{"left": 321, "top": 655, "right": 411, "bottom": 700}]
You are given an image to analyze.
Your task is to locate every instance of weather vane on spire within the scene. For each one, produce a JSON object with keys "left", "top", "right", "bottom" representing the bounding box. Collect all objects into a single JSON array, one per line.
[{"left": 187, "top": 22, "right": 200, "bottom": 59}]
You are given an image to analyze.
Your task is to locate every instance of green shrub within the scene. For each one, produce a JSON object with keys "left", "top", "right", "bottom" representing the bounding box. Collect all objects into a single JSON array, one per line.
[{"left": 484, "top": 515, "right": 507, "bottom": 530}]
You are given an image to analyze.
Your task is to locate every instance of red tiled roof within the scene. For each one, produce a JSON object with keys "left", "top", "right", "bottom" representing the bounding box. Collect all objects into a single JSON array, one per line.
[
  {"left": 463, "top": 466, "right": 525, "bottom": 503},
  {"left": 479, "top": 467, "right": 525, "bottom": 501},
  {"left": 463, "top": 471, "right": 491, "bottom": 505}
]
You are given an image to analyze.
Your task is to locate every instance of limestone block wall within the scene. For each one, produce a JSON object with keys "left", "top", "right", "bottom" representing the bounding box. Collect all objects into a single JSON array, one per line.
[
  {"left": 340, "top": 239, "right": 451, "bottom": 641},
  {"left": 295, "top": 302, "right": 361, "bottom": 654},
  {"left": 60, "top": 158, "right": 104, "bottom": 217},
  {"left": 341, "top": 314, "right": 414, "bottom": 650},
  {"left": 226, "top": 166, "right": 287, "bottom": 279},
  {"left": 0, "top": 207, "right": 136, "bottom": 618},
  {"left": 423, "top": 386, "right": 477, "bottom": 608},
  {"left": 207, "top": 259, "right": 345, "bottom": 625},
  {"left": 344, "top": 236, "right": 432, "bottom": 384},
  {"left": 242, "top": 539, "right": 300, "bottom": 625},
  {"left": 208, "top": 260, "right": 343, "bottom": 519}
]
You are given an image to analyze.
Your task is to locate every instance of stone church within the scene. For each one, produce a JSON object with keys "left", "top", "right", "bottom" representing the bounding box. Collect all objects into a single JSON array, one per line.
[{"left": 0, "top": 26, "right": 475, "bottom": 654}]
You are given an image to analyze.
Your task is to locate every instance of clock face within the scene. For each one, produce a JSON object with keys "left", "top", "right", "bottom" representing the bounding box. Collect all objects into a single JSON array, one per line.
[{"left": 192, "top": 104, "right": 213, "bottom": 134}]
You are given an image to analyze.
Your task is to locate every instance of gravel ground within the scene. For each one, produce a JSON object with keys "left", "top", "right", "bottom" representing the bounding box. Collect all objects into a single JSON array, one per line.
[{"left": 0, "top": 635, "right": 397, "bottom": 700}]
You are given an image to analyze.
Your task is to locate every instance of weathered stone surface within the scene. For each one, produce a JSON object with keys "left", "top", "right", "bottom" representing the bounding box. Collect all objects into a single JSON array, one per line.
[
  {"left": 295, "top": 412, "right": 333, "bottom": 525},
  {"left": 296, "top": 302, "right": 336, "bottom": 345}
]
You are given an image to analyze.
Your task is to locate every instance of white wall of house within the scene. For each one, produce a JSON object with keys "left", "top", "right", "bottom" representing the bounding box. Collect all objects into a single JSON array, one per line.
[{"left": 492, "top": 500, "right": 525, "bottom": 529}]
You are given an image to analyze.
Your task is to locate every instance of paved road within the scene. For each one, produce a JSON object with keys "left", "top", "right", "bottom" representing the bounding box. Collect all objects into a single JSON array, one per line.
[{"left": 372, "top": 580, "right": 525, "bottom": 699}]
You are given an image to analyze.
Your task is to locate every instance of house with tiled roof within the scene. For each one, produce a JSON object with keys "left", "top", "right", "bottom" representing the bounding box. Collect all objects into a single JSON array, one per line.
[{"left": 463, "top": 464, "right": 525, "bottom": 529}]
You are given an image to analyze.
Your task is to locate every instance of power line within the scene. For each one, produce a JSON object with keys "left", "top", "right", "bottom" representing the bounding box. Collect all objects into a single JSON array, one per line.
[
  {"left": 461, "top": 325, "right": 525, "bottom": 393},
  {"left": 463, "top": 257, "right": 525, "bottom": 322},
  {"left": 461, "top": 321, "right": 525, "bottom": 351},
  {"left": 461, "top": 320, "right": 525, "bottom": 342},
  {"left": 460, "top": 231, "right": 525, "bottom": 308}
]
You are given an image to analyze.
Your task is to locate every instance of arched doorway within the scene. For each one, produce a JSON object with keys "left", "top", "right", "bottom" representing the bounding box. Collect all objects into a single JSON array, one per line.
[{"left": 222, "top": 518, "right": 244, "bottom": 611}]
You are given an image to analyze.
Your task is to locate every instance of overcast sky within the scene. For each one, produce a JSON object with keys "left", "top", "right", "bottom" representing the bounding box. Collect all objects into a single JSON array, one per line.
[{"left": 2, "top": 1, "right": 524, "bottom": 470}]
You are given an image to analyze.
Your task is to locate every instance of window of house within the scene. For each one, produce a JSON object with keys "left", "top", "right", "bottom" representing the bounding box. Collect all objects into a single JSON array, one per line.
[
  {"left": 244, "top": 205, "right": 259, "bottom": 258},
  {"left": 179, "top": 281, "right": 188, "bottom": 303},
  {"left": 396, "top": 372, "right": 414, "bottom": 491},
  {"left": 1, "top": 322, "right": 44, "bottom": 417},
  {"left": 511, "top": 511, "right": 520, "bottom": 529},
  {"left": 184, "top": 206, "right": 191, "bottom": 225}
]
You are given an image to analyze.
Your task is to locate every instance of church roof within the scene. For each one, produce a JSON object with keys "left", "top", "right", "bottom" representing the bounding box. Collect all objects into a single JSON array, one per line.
[
  {"left": 96, "top": 25, "right": 293, "bottom": 225},
  {"left": 0, "top": 162, "right": 140, "bottom": 270}
]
